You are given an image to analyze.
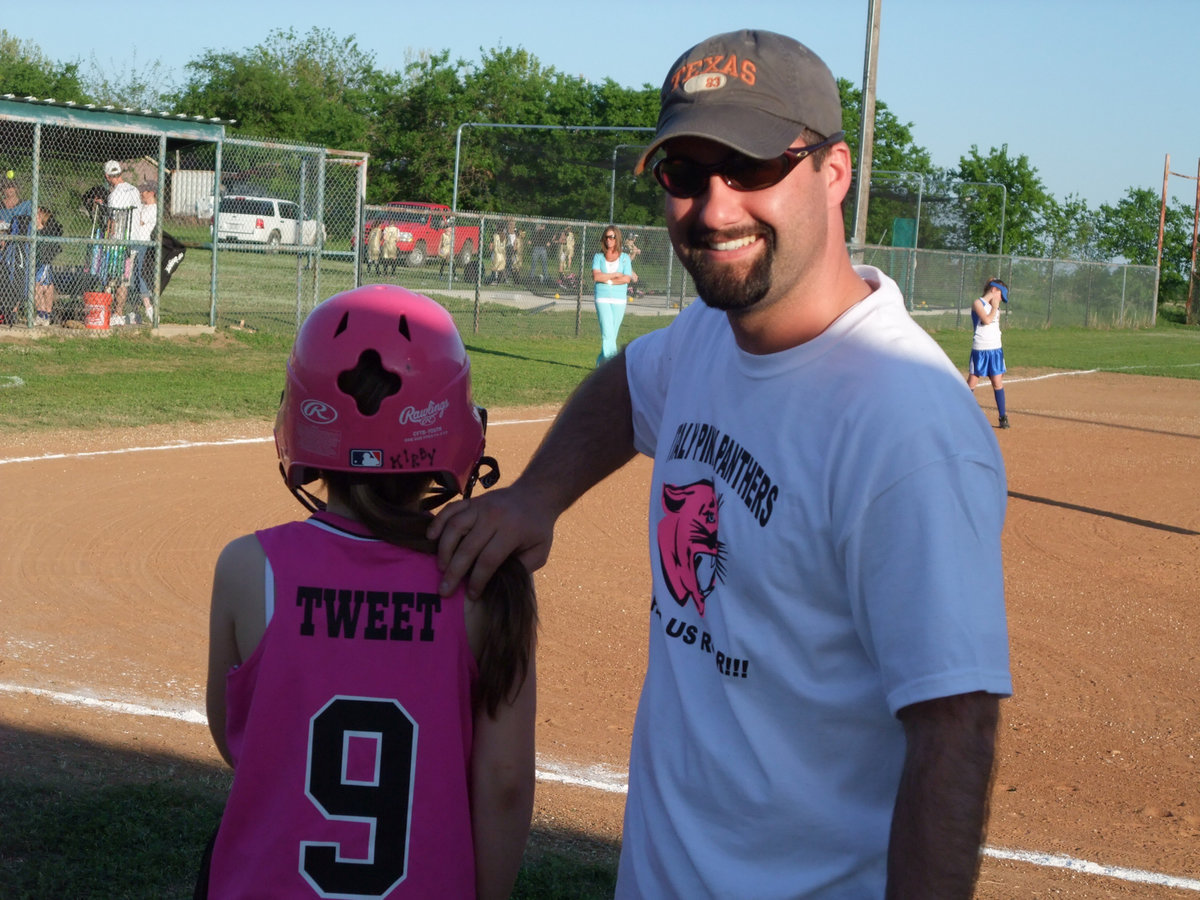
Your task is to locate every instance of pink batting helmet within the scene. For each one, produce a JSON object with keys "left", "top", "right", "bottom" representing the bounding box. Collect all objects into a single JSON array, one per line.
[{"left": 274, "top": 284, "right": 489, "bottom": 500}]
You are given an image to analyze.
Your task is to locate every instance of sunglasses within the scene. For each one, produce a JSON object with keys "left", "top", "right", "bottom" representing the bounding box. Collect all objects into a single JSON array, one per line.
[{"left": 652, "top": 131, "right": 845, "bottom": 199}]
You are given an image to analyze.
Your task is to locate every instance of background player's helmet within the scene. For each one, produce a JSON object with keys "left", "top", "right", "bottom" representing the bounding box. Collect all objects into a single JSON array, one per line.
[{"left": 274, "top": 284, "right": 490, "bottom": 500}]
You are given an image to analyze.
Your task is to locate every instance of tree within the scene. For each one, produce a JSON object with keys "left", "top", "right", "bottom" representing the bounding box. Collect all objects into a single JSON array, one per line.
[
  {"left": 1042, "top": 193, "right": 1099, "bottom": 261},
  {"left": 168, "top": 27, "right": 397, "bottom": 149},
  {"left": 376, "top": 47, "right": 658, "bottom": 216},
  {"left": 1094, "top": 187, "right": 1192, "bottom": 304},
  {"left": 956, "top": 145, "right": 1050, "bottom": 256},
  {"left": 0, "top": 30, "right": 87, "bottom": 102},
  {"left": 80, "top": 51, "right": 177, "bottom": 110},
  {"left": 838, "top": 79, "right": 938, "bottom": 247}
]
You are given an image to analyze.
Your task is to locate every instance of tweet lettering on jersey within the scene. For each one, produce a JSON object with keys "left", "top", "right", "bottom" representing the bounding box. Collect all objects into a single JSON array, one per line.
[{"left": 296, "top": 587, "right": 441, "bottom": 641}]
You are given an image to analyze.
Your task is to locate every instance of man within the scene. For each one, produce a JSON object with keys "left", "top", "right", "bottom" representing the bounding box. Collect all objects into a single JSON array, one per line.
[
  {"left": 432, "top": 29, "right": 1010, "bottom": 898},
  {"left": 103, "top": 160, "right": 140, "bottom": 322}
]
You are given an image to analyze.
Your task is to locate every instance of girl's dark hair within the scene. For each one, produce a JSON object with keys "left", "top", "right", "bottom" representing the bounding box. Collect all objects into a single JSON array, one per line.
[{"left": 323, "top": 469, "right": 537, "bottom": 717}]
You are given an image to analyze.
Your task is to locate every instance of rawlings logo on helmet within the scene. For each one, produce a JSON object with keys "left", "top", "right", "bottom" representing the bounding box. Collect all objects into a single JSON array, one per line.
[
  {"left": 300, "top": 399, "right": 338, "bottom": 425},
  {"left": 399, "top": 399, "right": 450, "bottom": 428}
]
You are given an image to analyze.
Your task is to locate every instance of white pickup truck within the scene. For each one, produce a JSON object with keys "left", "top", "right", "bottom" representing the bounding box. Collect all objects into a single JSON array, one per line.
[{"left": 214, "top": 195, "right": 325, "bottom": 251}]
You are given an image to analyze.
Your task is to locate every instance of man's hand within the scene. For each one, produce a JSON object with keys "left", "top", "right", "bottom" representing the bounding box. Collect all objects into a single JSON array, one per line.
[
  {"left": 429, "top": 485, "right": 556, "bottom": 600},
  {"left": 432, "top": 350, "right": 637, "bottom": 599}
]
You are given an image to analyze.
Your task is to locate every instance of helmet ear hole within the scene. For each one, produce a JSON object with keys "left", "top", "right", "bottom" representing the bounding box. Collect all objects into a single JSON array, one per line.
[{"left": 337, "top": 348, "right": 402, "bottom": 415}]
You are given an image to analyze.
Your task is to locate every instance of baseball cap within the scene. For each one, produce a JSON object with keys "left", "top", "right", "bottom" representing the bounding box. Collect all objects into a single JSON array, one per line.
[
  {"left": 633, "top": 30, "right": 843, "bottom": 174},
  {"left": 138, "top": 180, "right": 157, "bottom": 193},
  {"left": 104, "top": 160, "right": 122, "bottom": 177}
]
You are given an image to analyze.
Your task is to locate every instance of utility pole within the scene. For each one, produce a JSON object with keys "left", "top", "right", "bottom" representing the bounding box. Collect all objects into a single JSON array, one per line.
[{"left": 851, "top": 0, "right": 882, "bottom": 251}]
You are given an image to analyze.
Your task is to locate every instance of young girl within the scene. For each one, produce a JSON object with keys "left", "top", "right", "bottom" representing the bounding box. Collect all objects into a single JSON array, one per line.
[
  {"left": 200, "top": 285, "right": 537, "bottom": 899},
  {"left": 33, "top": 206, "right": 62, "bottom": 326},
  {"left": 966, "top": 278, "right": 1010, "bottom": 429}
]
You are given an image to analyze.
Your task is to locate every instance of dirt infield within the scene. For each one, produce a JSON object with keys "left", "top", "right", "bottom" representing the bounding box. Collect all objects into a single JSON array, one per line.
[{"left": 2, "top": 371, "right": 1198, "bottom": 895}]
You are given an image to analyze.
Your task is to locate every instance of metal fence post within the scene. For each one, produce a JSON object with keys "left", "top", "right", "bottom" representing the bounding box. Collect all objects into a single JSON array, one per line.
[
  {"left": 210, "top": 142, "right": 223, "bottom": 327},
  {"left": 1047, "top": 259, "right": 1056, "bottom": 326},
  {"left": 575, "top": 224, "right": 588, "bottom": 337},
  {"left": 1120, "top": 264, "right": 1128, "bottom": 327}
]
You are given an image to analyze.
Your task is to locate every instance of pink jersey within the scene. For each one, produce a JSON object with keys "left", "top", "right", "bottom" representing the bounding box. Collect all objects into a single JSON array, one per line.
[{"left": 208, "top": 512, "right": 479, "bottom": 899}]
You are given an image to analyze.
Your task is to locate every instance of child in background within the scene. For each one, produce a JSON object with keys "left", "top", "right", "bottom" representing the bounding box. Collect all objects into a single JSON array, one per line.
[
  {"left": 966, "top": 278, "right": 1010, "bottom": 429},
  {"left": 33, "top": 206, "right": 62, "bottom": 326},
  {"left": 199, "top": 284, "right": 538, "bottom": 899}
]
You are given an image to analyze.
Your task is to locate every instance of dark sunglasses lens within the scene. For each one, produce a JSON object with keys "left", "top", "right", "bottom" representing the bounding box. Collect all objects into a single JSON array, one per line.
[
  {"left": 654, "top": 155, "right": 791, "bottom": 197},
  {"left": 654, "top": 160, "right": 705, "bottom": 198},
  {"left": 727, "top": 156, "right": 789, "bottom": 191}
]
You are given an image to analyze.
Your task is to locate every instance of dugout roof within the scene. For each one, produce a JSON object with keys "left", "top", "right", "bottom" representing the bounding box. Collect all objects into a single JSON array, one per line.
[{"left": 0, "top": 95, "right": 231, "bottom": 162}]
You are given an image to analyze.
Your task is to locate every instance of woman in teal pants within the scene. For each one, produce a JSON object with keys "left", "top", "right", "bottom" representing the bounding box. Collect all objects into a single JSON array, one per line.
[{"left": 591, "top": 225, "right": 637, "bottom": 366}]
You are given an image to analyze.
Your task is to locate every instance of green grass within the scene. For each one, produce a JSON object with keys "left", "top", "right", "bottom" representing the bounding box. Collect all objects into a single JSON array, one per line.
[
  {"left": 0, "top": 766, "right": 619, "bottom": 899},
  {"left": 2, "top": 317, "right": 1196, "bottom": 437},
  {"left": 929, "top": 321, "right": 1200, "bottom": 380},
  {"left": 0, "top": 779, "right": 228, "bottom": 898},
  {"left": 0, "top": 310, "right": 678, "bottom": 434}
]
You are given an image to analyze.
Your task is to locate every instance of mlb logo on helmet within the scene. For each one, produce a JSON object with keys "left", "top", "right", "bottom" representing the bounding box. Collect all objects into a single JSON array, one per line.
[{"left": 349, "top": 449, "right": 383, "bottom": 468}]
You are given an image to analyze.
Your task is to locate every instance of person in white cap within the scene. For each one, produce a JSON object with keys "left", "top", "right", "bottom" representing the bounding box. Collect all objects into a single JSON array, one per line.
[
  {"left": 103, "top": 160, "right": 141, "bottom": 323},
  {"left": 432, "top": 29, "right": 1010, "bottom": 899}
]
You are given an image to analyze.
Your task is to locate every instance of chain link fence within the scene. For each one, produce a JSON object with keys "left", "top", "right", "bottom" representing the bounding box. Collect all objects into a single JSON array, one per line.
[
  {"left": 856, "top": 245, "right": 1158, "bottom": 330},
  {"left": 0, "top": 109, "right": 171, "bottom": 328},
  {"left": 0, "top": 97, "right": 1158, "bottom": 338},
  {"left": 0, "top": 97, "right": 366, "bottom": 334},
  {"left": 164, "top": 136, "right": 364, "bottom": 332},
  {"left": 352, "top": 207, "right": 691, "bottom": 340}
]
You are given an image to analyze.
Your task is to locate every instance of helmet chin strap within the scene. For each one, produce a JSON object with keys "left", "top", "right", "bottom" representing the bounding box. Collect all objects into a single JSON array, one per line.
[
  {"left": 279, "top": 457, "right": 503, "bottom": 515},
  {"left": 281, "top": 462, "right": 327, "bottom": 514},
  {"left": 420, "top": 455, "right": 500, "bottom": 511}
]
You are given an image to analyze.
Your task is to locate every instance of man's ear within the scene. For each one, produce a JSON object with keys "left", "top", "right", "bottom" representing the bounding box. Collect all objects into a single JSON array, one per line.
[{"left": 824, "top": 141, "right": 855, "bottom": 207}]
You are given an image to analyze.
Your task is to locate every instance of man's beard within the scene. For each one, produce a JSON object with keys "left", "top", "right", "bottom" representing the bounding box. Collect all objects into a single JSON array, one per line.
[{"left": 679, "top": 227, "right": 775, "bottom": 312}]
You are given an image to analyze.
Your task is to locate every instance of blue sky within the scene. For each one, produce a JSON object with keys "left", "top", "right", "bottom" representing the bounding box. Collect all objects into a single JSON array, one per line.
[{"left": 8, "top": 0, "right": 1199, "bottom": 208}]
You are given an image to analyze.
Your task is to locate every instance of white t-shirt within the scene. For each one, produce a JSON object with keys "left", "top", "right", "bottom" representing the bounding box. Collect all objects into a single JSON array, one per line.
[
  {"left": 106, "top": 180, "right": 140, "bottom": 239},
  {"left": 619, "top": 266, "right": 1011, "bottom": 899},
  {"left": 107, "top": 180, "right": 139, "bottom": 209},
  {"left": 131, "top": 201, "right": 156, "bottom": 242}
]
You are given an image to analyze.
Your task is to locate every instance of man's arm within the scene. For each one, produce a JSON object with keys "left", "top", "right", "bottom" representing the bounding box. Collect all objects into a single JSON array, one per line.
[
  {"left": 887, "top": 691, "right": 1000, "bottom": 899},
  {"left": 431, "top": 351, "right": 637, "bottom": 598}
]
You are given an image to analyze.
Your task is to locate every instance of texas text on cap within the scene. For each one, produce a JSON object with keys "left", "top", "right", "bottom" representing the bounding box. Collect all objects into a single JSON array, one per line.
[{"left": 633, "top": 29, "right": 843, "bottom": 174}]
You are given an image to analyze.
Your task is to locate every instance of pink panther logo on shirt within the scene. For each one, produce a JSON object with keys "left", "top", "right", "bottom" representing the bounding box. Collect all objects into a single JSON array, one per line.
[
  {"left": 399, "top": 399, "right": 450, "bottom": 427},
  {"left": 657, "top": 479, "right": 725, "bottom": 616}
]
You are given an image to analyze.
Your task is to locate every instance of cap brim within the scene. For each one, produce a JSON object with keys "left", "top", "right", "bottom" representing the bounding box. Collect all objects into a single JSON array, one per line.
[{"left": 633, "top": 103, "right": 806, "bottom": 174}]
